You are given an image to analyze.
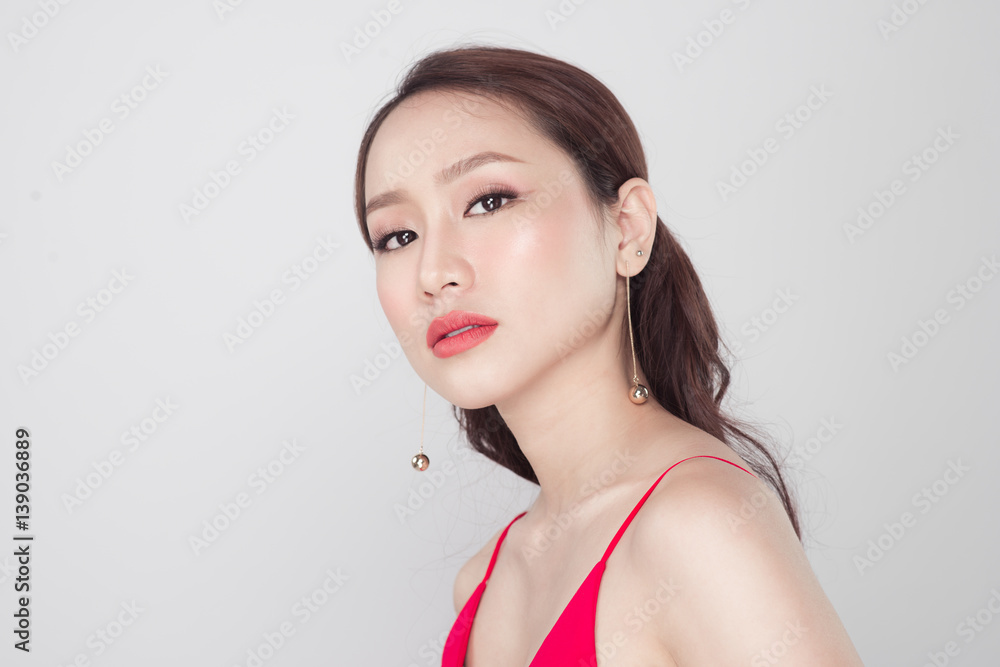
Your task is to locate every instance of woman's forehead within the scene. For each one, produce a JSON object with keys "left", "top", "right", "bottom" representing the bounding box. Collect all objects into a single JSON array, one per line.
[
  {"left": 365, "top": 92, "right": 555, "bottom": 190},
  {"left": 374, "top": 91, "right": 522, "bottom": 154}
]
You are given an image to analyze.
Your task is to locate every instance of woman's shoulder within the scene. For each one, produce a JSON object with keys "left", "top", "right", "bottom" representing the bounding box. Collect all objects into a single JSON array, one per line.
[
  {"left": 452, "top": 520, "right": 513, "bottom": 614},
  {"left": 621, "top": 447, "right": 862, "bottom": 664},
  {"left": 628, "top": 445, "right": 795, "bottom": 566},
  {"left": 645, "top": 447, "right": 776, "bottom": 518}
]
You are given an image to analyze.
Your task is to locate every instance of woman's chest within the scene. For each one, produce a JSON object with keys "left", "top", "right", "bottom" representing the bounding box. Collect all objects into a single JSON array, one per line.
[{"left": 465, "top": 539, "right": 679, "bottom": 667}]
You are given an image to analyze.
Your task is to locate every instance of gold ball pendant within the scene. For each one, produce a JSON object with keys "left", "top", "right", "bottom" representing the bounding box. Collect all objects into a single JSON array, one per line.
[
  {"left": 629, "top": 383, "right": 649, "bottom": 404},
  {"left": 411, "top": 453, "right": 430, "bottom": 471}
]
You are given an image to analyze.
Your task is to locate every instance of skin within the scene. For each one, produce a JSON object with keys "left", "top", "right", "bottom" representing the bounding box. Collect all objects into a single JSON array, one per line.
[{"left": 364, "top": 89, "right": 864, "bottom": 666}]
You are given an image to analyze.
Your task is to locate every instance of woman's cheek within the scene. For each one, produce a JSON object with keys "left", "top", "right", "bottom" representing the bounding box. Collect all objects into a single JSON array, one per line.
[
  {"left": 376, "top": 275, "right": 409, "bottom": 335},
  {"left": 501, "top": 202, "right": 557, "bottom": 259}
]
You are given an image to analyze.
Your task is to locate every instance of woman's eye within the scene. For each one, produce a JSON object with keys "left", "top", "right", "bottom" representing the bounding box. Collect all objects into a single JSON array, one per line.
[
  {"left": 375, "top": 229, "right": 416, "bottom": 250},
  {"left": 466, "top": 191, "right": 515, "bottom": 216},
  {"left": 374, "top": 189, "right": 517, "bottom": 253}
]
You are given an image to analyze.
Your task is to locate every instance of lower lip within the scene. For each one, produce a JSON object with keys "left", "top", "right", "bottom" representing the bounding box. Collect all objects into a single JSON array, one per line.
[{"left": 432, "top": 324, "right": 497, "bottom": 358}]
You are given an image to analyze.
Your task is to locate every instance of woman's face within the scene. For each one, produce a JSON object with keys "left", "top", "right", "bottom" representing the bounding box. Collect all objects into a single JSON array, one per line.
[{"left": 364, "top": 89, "right": 621, "bottom": 410}]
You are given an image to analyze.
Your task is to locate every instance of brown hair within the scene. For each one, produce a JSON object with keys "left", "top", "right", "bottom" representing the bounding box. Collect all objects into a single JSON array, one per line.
[{"left": 353, "top": 44, "right": 800, "bottom": 539}]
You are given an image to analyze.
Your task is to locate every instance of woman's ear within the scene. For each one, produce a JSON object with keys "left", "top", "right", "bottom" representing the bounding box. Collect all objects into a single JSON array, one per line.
[{"left": 613, "top": 177, "right": 657, "bottom": 276}]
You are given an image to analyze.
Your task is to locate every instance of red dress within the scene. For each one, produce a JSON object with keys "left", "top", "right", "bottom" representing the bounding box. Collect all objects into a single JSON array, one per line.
[{"left": 441, "top": 455, "right": 756, "bottom": 665}]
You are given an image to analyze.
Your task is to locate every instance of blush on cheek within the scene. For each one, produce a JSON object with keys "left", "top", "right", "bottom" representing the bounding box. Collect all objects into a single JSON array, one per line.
[
  {"left": 504, "top": 195, "right": 574, "bottom": 255},
  {"left": 376, "top": 280, "right": 408, "bottom": 332}
]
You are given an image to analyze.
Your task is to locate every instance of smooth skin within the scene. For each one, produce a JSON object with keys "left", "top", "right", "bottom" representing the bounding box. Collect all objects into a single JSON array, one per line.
[{"left": 364, "top": 89, "right": 864, "bottom": 666}]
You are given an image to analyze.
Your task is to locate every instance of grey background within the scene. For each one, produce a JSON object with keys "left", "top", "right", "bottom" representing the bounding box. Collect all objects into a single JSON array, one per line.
[{"left": 1, "top": 0, "right": 998, "bottom": 665}]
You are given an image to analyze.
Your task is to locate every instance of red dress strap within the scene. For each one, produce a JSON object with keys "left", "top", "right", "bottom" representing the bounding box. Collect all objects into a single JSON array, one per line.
[
  {"left": 483, "top": 510, "right": 528, "bottom": 582},
  {"left": 599, "top": 455, "right": 755, "bottom": 563}
]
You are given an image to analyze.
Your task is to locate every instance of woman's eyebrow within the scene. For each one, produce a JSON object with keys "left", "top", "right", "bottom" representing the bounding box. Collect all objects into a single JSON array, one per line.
[
  {"left": 365, "top": 151, "right": 526, "bottom": 216},
  {"left": 434, "top": 151, "right": 525, "bottom": 185}
]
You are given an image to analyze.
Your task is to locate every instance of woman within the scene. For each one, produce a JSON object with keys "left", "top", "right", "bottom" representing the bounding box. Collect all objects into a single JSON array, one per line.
[{"left": 354, "top": 44, "right": 863, "bottom": 666}]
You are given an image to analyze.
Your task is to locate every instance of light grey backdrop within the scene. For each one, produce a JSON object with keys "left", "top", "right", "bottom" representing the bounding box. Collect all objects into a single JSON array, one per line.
[{"left": 1, "top": 1, "right": 998, "bottom": 665}]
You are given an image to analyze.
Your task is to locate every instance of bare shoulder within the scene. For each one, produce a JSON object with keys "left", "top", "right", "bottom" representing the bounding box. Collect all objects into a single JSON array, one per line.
[
  {"left": 626, "top": 453, "right": 864, "bottom": 665},
  {"left": 634, "top": 452, "right": 792, "bottom": 547},
  {"left": 452, "top": 521, "right": 509, "bottom": 615}
]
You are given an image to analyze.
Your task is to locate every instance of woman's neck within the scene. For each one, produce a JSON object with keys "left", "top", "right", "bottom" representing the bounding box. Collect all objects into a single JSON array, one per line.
[{"left": 493, "top": 335, "right": 693, "bottom": 520}]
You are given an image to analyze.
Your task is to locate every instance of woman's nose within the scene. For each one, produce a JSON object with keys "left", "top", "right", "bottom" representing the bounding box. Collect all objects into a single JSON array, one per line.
[{"left": 417, "top": 222, "right": 471, "bottom": 301}]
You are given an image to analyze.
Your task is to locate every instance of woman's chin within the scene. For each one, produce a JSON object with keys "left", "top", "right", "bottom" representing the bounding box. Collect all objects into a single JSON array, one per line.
[
  {"left": 426, "top": 380, "right": 509, "bottom": 412},
  {"left": 442, "top": 391, "right": 500, "bottom": 412}
]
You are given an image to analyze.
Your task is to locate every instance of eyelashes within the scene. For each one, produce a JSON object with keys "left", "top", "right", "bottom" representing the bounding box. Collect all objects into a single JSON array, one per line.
[
  {"left": 465, "top": 184, "right": 519, "bottom": 216},
  {"left": 371, "top": 184, "right": 520, "bottom": 253},
  {"left": 371, "top": 225, "right": 414, "bottom": 254}
]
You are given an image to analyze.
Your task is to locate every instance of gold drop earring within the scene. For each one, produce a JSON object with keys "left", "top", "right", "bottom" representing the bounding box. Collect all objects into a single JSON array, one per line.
[
  {"left": 411, "top": 383, "right": 430, "bottom": 471},
  {"left": 627, "top": 250, "right": 649, "bottom": 405}
]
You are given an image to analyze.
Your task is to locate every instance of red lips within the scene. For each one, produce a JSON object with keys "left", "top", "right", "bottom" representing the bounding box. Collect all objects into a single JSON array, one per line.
[{"left": 427, "top": 310, "right": 498, "bottom": 349}]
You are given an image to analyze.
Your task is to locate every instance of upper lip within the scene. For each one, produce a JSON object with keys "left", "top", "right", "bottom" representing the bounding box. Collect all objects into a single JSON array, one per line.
[{"left": 427, "top": 310, "right": 498, "bottom": 349}]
